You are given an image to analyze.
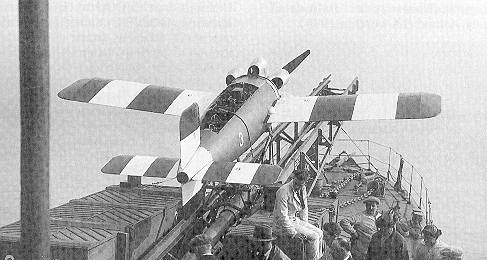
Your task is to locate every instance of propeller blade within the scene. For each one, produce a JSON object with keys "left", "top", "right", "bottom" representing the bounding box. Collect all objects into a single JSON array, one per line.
[{"left": 282, "top": 50, "right": 311, "bottom": 74}]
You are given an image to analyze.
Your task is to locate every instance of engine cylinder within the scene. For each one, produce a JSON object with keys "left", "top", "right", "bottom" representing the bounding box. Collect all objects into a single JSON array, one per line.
[
  {"left": 225, "top": 67, "right": 246, "bottom": 85},
  {"left": 247, "top": 57, "right": 268, "bottom": 78}
]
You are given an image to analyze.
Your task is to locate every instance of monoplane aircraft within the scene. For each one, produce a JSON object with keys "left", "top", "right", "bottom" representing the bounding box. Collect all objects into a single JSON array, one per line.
[{"left": 58, "top": 50, "right": 441, "bottom": 205}]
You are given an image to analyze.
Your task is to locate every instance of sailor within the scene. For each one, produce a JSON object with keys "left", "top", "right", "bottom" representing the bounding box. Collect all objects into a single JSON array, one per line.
[
  {"left": 248, "top": 224, "right": 290, "bottom": 260},
  {"left": 397, "top": 208, "right": 425, "bottom": 260},
  {"left": 188, "top": 234, "right": 217, "bottom": 260},
  {"left": 365, "top": 211, "right": 409, "bottom": 260},
  {"left": 339, "top": 196, "right": 381, "bottom": 260},
  {"left": 273, "top": 169, "right": 323, "bottom": 260},
  {"left": 414, "top": 225, "right": 463, "bottom": 260},
  {"left": 322, "top": 222, "right": 343, "bottom": 259}
]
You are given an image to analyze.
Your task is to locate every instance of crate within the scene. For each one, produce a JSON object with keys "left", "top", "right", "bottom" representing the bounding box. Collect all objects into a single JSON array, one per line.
[{"left": 0, "top": 185, "right": 181, "bottom": 260}]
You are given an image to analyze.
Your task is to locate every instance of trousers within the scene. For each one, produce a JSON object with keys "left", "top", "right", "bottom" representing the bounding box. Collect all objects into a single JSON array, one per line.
[{"left": 293, "top": 218, "right": 323, "bottom": 260}]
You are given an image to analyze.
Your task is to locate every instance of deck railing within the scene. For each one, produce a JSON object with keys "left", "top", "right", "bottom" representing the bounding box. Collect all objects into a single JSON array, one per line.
[{"left": 329, "top": 139, "right": 432, "bottom": 222}]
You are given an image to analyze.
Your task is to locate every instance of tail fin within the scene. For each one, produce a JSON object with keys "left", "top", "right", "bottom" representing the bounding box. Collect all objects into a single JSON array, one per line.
[
  {"left": 179, "top": 103, "right": 206, "bottom": 206},
  {"left": 179, "top": 103, "right": 200, "bottom": 168}
]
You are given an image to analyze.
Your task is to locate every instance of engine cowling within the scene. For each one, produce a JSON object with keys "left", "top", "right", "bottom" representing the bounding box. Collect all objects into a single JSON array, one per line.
[
  {"left": 247, "top": 57, "right": 268, "bottom": 78},
  {"left": 270, "top": 69, "right": 290, "bottom": 89},
  {"left": 225, "top": 67, "right": 246, "bottom": 85}
]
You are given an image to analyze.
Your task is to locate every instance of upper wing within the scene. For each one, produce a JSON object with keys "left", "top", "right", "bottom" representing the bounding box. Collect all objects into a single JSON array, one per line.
[
  {"left": 58, "top": 78, "right": 217, "bottom": 116},
  {"left": 267, "top": 92, "right": 441, "bottom": 123}
]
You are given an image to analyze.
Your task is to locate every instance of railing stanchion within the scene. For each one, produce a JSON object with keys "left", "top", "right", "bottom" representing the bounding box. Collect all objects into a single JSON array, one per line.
[
  {"left": 367, "top": 140, "right": 371, "bottom": 170},
  {"left": 429, "top": 199, "right": 432, "bottom": 224},
  {"left": 408, "top": 165, "right": 413, "bottom": 204},
  {"left": 425, "top": 188, "right": 429, "bottom": 222},
  {"left": 387, "top": 147, "right": 391, "bottom": 181},
  {"left": 419, "top": 176, "right": 423, "bottom": 209}
]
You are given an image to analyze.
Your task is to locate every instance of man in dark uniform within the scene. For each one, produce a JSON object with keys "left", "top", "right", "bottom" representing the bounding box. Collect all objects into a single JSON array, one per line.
[
  {"left": 365, "top": 211, "right": 409, "bottom": 260},
  {"left": 322, "top": 222, "right": 343, "bottom": 259},
  {"left": 249, "top": 225, "right": 290, "bottom": 260}
]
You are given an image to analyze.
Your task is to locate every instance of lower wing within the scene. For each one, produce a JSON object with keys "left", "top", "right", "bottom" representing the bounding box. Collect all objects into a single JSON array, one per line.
[{"left": 102, "top": 155, "right": 281, "bottom": 186}]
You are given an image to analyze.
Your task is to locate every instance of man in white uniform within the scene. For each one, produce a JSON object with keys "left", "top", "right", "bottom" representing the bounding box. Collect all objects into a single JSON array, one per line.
[{"left": 273, "top": 169, "right": 323, "bottom": 260}]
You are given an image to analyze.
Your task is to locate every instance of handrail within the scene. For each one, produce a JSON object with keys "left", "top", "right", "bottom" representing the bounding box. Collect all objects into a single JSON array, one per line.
[{"left": 332, "top": 139, "right": 433, "bottom": 222}]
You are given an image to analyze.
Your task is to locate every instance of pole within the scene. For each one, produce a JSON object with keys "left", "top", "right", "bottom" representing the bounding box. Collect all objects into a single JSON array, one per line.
[
  {"left": 425, "top": 188, "right": 429, "bottom": 222},
  {"left": 294, "top": 122, "right": 299, "bottom": 141},
  {"left": 408, "top": 166, "right": 413, "bottom": 204},
  {"left": 367, "top": 140, "right": 371, "bottom": 170},
  {"left": 387, "top": 147, "right": 391, "bottom": 181},
  {"left": 19, "top": 1, "right": 50, "bottom": 259},
  {"left": 419, "top": 177, "right": 423, "bottom": 209},
  {"left": 276, "top": 136, "right": 281, "bottom": 163},
  {"left": 268, "top": 139, "right": 273, "bottom": 164}
]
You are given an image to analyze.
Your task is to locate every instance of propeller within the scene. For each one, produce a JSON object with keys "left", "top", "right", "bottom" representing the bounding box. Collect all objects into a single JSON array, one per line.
[{"left": 282, "top": 50, "right": 311, "bottom": 74}]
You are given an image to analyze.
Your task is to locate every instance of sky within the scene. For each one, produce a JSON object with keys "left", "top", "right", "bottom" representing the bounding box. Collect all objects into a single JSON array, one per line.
[{"left": 1, "top": 0, "right": 486, "bottom": 258}]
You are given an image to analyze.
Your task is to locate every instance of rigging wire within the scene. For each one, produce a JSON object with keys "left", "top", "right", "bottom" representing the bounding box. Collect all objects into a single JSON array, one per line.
[{"left": 340, "top": 128, "right": 374, "bottom": 170}]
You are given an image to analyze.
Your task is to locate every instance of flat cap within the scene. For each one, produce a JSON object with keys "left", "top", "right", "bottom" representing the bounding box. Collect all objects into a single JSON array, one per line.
[{"left": 363, "top": 196, "right": 380, "bottom": 205}]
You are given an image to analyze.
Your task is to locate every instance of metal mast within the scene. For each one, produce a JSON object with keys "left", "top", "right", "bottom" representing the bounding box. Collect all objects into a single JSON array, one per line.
[{"left": 19, "top": 0, "right": 50, "bottom": 259}]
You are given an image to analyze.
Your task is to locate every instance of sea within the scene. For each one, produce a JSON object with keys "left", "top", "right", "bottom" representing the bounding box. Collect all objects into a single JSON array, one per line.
[{"left": 1, "top": 1, "right": 486, "bottom": 258}]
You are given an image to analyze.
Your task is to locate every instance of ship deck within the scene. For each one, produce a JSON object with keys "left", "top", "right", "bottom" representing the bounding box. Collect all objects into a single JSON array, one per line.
[{"left": 221, "top": 160, "right": 420, "bottom": 259}]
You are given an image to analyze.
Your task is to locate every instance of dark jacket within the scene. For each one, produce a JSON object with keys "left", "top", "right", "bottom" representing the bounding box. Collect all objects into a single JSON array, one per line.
[
  {"left": 201, "top": 254, "right": 217, "bottom": 260},
  {"left": 248, "top": 244, "right": 291, "bottom": 260},
  {"left": 365, "top": 231, "right": 409, "bottom": 260}
]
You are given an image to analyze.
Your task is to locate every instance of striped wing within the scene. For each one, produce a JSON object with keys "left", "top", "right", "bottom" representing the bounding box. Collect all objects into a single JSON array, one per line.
[
  {"left": 58, "top": 78, "right": 217, "bottom": 116},
  {"left": 102, "top": 155, "right": 179, "bottom": 178},
  {"left": 267, "top": 92, "right": 441, "bottom": 123},
  {"left": 197, "top": 162, "right": 282, "bottom": 185},
  {"left": 103, "top": 155, "right": 281, "bottom": 185}
]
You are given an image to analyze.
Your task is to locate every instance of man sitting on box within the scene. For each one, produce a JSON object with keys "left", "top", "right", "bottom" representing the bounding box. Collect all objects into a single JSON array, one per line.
[{"left": 273, "top": 169, "right": 323, "bottom": 260}]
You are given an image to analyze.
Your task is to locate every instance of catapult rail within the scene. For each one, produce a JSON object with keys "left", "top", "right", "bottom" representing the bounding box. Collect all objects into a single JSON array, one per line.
[{"left": 180, "top": 75, "right": 358, "bottom": 260}]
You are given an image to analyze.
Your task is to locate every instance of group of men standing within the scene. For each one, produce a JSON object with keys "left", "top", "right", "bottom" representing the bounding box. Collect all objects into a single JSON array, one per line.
[
  {"left": 339, "top": 195, "right": 462, "bottom": 260},
  {"left": 271, "top": 169, "right": 462, "bottom": 260},
  {"left": 188, "top": 169, "right": 462, "bottom": 260}
]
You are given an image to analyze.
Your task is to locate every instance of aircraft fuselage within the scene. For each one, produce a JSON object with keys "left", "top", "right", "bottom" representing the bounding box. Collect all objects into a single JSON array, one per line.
[
  {"left": 202, "top": 76, "right": 279, "bottom": 162},
  {"left": 181, "top": 75, "right": 280, "bottom": 181}
]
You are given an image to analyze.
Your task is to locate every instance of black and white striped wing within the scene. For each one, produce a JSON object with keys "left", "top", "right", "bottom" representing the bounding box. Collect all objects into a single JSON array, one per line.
[
  {"left": 58, "top": 78, "right": 217, "bottom": 116},
  {"left": 267, "top": 93, "right": 441, "bottom": 123}
]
